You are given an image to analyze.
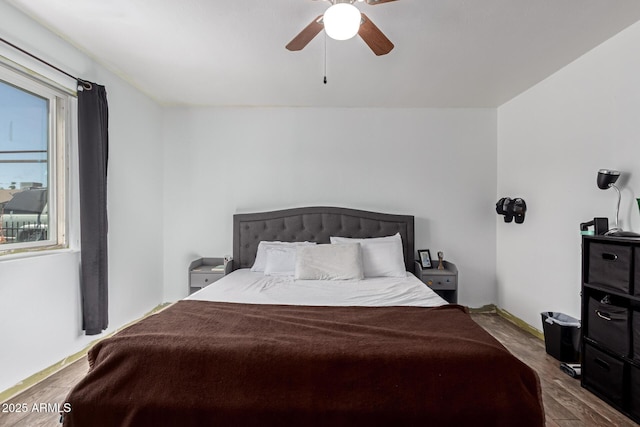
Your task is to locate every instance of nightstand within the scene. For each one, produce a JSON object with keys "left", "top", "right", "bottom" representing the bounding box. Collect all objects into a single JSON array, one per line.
[
  {"left": 188, "top": 257, "right": 229, "bottom": 294},
  {"left": 414, "top": 260, "right": 458, "bottom": 303}
]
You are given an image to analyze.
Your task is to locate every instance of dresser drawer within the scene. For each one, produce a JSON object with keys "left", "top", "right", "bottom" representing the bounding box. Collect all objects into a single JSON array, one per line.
[
  {"left": 630, "top": 367, "right": 640, "bottom": 419},
  {"left": 588, "top": 243, "right": 632, "bottom": 293},
  {"left": 634, "top": 249, "right": 640, "bottom": 297},
  {"left": 190, "top": 272, "right": 223, "bottom": 288},
  {"left": 583, "top": 344, "right": 625, "bottom": 407},
  {"left": 587, "top": 296, "right": 630, "bottom": 357},
  {"left": 633, "top": 312, "right": 640, "bottom": 361}
]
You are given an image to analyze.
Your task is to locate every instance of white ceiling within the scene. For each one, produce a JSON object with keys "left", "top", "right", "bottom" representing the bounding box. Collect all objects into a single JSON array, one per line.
[{"left": 7, "top": 0, "right": 640, "bottom": 108}]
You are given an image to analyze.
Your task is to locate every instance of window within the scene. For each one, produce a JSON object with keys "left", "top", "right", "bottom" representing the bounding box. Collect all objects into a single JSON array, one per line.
[{"left": 0, "top": 63, "right": 69, "bottom": 254}]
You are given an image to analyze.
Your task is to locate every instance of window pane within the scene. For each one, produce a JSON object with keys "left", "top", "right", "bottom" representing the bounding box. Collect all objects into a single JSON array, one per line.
[{"left": 0, "top": 79, "right": 50, "bottom": 244}]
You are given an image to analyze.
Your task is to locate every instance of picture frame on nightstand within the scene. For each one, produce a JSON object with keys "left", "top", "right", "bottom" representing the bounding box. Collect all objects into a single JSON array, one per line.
[{"left": 418, "top": 249, "right": 433, "bottom": 269}]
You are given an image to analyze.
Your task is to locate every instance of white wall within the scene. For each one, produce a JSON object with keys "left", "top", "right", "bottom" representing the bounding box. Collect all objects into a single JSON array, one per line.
[
  {"left": 0, "top": 3, "right": 164, "bottom": 392},
  {"left": 162, "top": 107, "right": 497, "bottom": 307},
  {"left": 0, "top": 2, "right": 497, "bottom": 392},
  {"left": 497, "top": 21, "right": 640, "bottom": 328}
]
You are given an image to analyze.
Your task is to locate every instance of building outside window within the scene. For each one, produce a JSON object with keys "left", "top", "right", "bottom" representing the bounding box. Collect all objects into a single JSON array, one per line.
[{"left": 0, "top": 63, "right": 70, "bottom": 254}]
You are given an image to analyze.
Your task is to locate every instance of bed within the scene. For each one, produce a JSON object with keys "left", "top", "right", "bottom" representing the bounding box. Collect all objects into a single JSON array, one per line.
[{"left": 61, "top": 206, "right": 544, "bottom": 426}]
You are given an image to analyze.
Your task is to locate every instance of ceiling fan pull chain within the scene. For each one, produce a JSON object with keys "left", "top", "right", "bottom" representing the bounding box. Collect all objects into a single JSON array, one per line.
[{"left": 323, "top": 32, "right": 328, "bottom": 84}]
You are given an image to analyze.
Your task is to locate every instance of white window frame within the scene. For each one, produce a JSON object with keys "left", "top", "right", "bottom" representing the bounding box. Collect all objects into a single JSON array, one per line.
[{"left": 0, "top": 62, "right": 70, "bottom": 255}]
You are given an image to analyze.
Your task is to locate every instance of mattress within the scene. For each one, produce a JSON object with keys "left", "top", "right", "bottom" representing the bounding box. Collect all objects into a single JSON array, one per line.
[
  {"left": 62, "top": 301, "right": 544, "bottom": 427},
  {"left": 186, "top": 268, "right": 448, "bottom": 307}
]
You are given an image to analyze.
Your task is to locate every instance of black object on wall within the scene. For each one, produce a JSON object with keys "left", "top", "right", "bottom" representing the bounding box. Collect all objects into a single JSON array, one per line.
[
  {"left": 78, "top": 82, "right": 109, "bottom": 336},
  {"left": 496, "top": 197, "right": 527, "bottom": 224}
]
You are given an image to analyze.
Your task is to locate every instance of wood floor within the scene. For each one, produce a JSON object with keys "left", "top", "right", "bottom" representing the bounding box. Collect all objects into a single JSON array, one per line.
[{"left": 0, "top": 313, "right": 637, "bottom": 426}]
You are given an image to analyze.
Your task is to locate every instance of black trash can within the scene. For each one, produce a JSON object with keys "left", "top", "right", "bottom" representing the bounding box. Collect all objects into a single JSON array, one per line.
[{"left": 541, "top": 312, "right": 581, "bottom": 363}]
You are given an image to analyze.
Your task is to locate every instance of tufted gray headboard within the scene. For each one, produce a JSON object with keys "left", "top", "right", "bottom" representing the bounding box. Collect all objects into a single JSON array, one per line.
[{"left": 232, "top": 206, "right": 415, "bottom": 271}]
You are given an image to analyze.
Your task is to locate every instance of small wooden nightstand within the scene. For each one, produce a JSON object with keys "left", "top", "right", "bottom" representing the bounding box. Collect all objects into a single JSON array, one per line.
[
  {"left": 414, "top": 260, "right": 458, "bottom": 303},
  {"left": 188, "top": 257, "right": 229, "bottom": 294}
]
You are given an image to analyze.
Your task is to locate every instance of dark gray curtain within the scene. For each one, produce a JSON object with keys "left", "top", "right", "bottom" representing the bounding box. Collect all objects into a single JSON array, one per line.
[{"left": 77, "top": 82, "right": 109, "bottom": 335}]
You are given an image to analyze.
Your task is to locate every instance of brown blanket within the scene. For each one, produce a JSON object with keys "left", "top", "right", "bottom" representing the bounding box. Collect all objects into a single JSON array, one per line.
[{"left": 63, "top": 301, "right": 544, "bottom": 426}]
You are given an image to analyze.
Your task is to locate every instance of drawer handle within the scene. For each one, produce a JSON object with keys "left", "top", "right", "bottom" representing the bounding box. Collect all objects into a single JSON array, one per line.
[
  {"left": 596, "top": 310, "right": 611, "bottom": 321},
  {"left": 594, "top": 357, "right": 610, "bottom": 371},
  {"left": 601, "top": 252, "right": 618, "bottom": 261}
]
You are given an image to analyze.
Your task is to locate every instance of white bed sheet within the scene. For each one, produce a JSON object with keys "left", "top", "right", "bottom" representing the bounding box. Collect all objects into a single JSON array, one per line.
[{"left": 186, "top": 269, "right": 448, "bottom": 307}]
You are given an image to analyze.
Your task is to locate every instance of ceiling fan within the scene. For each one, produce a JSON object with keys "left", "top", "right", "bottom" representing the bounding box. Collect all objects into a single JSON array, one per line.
[{"left": 286, "top": 0, "right": 397, "bottom": 56}]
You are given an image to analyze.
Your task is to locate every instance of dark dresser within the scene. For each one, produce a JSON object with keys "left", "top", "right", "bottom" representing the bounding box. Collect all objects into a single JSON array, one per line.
[{"left": 582, "top": 235, "right": 640, "bottom": 422}]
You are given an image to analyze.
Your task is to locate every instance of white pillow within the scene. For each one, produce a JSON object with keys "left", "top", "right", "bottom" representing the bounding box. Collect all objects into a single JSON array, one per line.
[
  {"left": 294, "top": 244, "right": 364, "bottom": 280},
  {"left": 263, "top": 246, "right": 297, "bottom": 276},
  {"left": 329, "top": 233, "right": 406, "bottom": 278},
  {"left": 251, "top": 241, "right": 316, "bottom": 272}
]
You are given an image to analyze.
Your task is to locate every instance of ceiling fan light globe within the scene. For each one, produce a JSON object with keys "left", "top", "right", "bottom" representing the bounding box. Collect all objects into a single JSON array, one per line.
[{"left": 323, "top": 3, "right": 361, "bottom": 40}]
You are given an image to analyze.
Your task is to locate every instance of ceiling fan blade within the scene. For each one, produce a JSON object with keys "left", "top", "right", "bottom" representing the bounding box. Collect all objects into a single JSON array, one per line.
[
  {"left": 358, "top": 13, "right": 394, "bottom": 56},
  {"left": 286, "top": 15, "right": 324, "bottom": 51},
  {"left": 365, "top": 0, "right": 399, "bottom": 5}
]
